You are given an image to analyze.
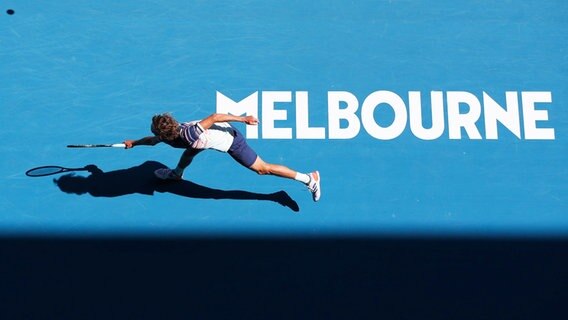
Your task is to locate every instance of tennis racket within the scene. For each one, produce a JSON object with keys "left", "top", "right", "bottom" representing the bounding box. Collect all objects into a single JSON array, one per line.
[
  {"left": 25, "top": 165, "right": 90, "bottom": 177},
  {"left": 67, "top": 143, "right": 126, "bottom": 148}
]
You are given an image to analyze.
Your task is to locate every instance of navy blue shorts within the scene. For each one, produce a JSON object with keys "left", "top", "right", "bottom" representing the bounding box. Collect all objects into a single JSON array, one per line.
[{"left": 228, "top": 127, "right": 258, "bottom": 168}]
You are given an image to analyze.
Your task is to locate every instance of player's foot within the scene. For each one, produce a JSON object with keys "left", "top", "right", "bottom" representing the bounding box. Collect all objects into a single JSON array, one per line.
[
  {"left": 307, "top": 171, "right": 321, "bottom": 202},
  {"left": 154, "top": 168, "right": 182, "bottom": 181}
]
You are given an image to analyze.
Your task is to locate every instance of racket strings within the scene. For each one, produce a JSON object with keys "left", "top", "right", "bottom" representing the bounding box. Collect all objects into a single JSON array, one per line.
[{"left": 26, "top": 166, "right": 67, "bottom": 177}]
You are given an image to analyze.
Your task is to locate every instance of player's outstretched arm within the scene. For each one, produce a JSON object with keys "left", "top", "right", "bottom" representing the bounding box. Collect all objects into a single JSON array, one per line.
[
  {"left": 199, "top": 113, "right": 258, "bottom": 130},
  {"left": 123, "top": 136, "right": 161, "bottom": 149}
]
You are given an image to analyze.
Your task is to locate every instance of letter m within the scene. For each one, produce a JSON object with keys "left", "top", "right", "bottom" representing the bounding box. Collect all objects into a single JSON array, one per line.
[{"left": 216, "top": 91, "right": 259, "bottom": 139}]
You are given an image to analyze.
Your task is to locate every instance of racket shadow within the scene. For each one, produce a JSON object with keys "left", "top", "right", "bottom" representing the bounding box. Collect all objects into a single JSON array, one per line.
[{"left": 52, "top": 161, "right": 300, "bottom": 212}]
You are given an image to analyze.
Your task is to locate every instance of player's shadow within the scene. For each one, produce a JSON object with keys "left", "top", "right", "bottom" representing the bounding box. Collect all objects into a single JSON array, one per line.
[{"left": 53, "top": 161, "right": 300, "bottom": 212}]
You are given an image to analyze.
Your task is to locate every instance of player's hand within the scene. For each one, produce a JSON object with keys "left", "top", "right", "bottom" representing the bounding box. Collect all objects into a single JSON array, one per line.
[
  {"left": 123, "top": 140, "right": 135, "bottom": 149},
  {"left": 84, "top": 164, "right": 103, "bottom": 174},
  {"left": 244, "top": 116, "right": 259, "bottom": 125}
]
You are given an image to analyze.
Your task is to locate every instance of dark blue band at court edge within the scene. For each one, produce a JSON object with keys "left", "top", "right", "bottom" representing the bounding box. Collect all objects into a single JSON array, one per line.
[{"left": 228, "top": 127, "right": 258, "bottom": 168}]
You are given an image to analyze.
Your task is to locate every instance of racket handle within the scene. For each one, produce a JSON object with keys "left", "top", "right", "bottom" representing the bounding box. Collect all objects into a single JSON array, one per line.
[{"left": 111, "top": 143, "right": 126, "bottom": 148}]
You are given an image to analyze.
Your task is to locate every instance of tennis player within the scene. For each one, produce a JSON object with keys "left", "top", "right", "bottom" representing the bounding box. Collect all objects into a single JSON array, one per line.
[{"left": 123, "top": 113, "right": 321, "bottom": 202}]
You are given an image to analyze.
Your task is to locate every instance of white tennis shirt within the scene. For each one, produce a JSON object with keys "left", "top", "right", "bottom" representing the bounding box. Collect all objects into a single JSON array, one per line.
[{"left": 179, "top": 121, "right": 235, "bottom": 152}]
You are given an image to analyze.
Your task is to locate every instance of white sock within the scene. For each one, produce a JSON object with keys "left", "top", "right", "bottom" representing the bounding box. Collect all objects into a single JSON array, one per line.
[{"left": 294, "top": 172, "right": 310, "bottom": 185}]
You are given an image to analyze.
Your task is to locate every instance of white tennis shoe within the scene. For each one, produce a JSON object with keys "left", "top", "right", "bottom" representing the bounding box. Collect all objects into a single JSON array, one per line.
[
  {"left": 154, "top": 168, "right": 182, "bottom": 181},
  {"left": 307, "top": 171, "right": 321, "bottom": 202}
]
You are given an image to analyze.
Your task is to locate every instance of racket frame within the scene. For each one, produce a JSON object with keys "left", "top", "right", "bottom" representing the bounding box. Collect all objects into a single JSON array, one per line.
[{"left": 25, "top": 165, "right": 88, "bottom": 177}]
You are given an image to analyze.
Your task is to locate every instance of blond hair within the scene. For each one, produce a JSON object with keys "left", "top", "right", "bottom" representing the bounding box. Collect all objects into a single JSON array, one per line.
[{"left": 151, "top": 113, "right": 180, "bottom": 141}]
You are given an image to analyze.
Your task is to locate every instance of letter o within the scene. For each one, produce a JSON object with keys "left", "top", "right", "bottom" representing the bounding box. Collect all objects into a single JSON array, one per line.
[{"left": 361, "top": 91, "right": 408, "bottom": 140}]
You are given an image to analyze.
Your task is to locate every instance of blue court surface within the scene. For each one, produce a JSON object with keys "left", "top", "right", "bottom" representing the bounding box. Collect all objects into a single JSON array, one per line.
[
  {"left": 1, "top": 0, "right": 566, "bottom": 238},
  {"left": 1, "top": 1, "right": 567, "bottom": 318}
]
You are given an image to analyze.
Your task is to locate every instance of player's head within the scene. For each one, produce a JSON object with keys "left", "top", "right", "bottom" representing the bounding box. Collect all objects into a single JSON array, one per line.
[
  {"left": 151, "top": 113, "right": 180, "bottom": 141},
  {"left": 53, "top": 174, "right": 89, "bottom": 195}
]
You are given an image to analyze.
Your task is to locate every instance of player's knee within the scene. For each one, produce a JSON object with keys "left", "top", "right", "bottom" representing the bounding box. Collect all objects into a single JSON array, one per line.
[
  {"left": 256, "top": 169, "right": 269, "bottom": 175},
  {"left": 254, "top": 164, "right": 271, "bottom": 175}
]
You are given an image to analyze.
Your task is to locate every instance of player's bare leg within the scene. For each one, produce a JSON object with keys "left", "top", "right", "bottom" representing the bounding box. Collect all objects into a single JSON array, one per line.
[
  {"left": 249, "top": 156, "right": 321, "bottom": 201},
  {"left": 155, "top": 149, "right": 201, "bottom": 180},
  {"left": 249, "top": 156, "right": 297, "bottom": 178}
]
